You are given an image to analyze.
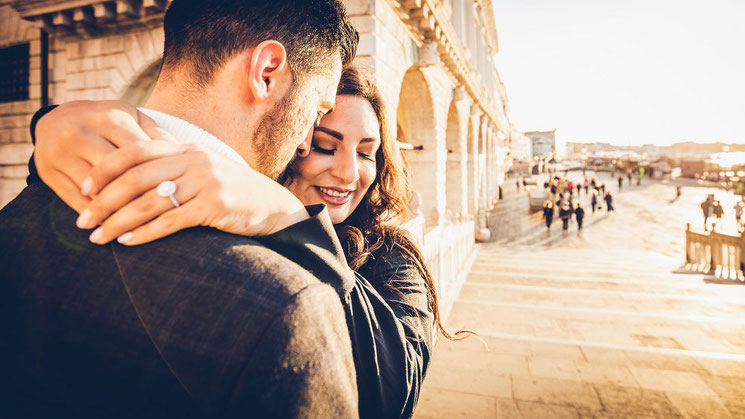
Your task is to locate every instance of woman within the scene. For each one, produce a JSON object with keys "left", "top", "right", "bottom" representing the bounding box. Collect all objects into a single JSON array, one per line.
[
  {"left": 575, "top": 202, "right": 585, "bottom": 236},
  {"left": 30, "top": 67, "right": 467, "bottom": 418},
  {"left": 542, "top": 200, "right": 554, "bottom": 231},
  {"left": 559, "top": 201, "right": 572, "bottom": 236}
]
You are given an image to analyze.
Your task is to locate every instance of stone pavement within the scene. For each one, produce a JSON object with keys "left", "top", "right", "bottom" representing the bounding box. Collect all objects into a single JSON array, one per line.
[{"left": 414, "top": 179, "right": 745, "bottom": 418}]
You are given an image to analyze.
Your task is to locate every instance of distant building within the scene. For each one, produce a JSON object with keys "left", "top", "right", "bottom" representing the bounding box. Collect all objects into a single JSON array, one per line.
[
  {"left": 509, "top": 127, "right": 532, "bottom": 162},
  {"left": 525, "top": 129, "right": 556, "bottom": 159}
]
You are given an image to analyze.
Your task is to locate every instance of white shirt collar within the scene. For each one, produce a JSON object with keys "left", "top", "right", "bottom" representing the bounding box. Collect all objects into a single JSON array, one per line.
[{"left": 138, "top": 108, "right": 248, "bottom": 167}]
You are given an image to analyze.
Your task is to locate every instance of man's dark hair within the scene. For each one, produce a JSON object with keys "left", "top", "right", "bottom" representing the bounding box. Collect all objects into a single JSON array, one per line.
[{"left": 162, "top": 0, "right": 358, "bottom": 86}]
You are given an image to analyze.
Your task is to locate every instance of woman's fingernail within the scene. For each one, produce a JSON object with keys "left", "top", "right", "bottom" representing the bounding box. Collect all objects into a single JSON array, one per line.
[
  {"left": 81, "top": 177, "right": 93, "bottom": 196},
  {"left": 117, "top": 232, "right": 134, "bottom": 244},
  {"left": 76, "top": 209, "right": 91, "bottom": 229},
  {"left": 89, "top": 227, "right": 103, "bottom": 243}
]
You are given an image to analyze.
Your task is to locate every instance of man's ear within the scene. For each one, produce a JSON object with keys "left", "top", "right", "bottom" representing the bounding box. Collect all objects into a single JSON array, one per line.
[{"left": 248, "top": 40, "right": 289, "bottom": 102}]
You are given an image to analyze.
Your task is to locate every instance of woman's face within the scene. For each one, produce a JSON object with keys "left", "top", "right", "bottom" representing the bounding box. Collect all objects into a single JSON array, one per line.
[{"left": 287, "top": 95, "right": 381, "bottom": 224}]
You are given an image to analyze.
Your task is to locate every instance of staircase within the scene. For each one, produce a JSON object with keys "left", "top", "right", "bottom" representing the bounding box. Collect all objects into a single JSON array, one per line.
[{"left": 414, "top": 244, "right": 745, "bottom": 418}]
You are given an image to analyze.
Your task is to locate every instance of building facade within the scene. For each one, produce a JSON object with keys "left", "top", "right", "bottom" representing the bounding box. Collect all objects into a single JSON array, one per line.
[
  {"left": 0, "top": 0, "right": 512, "bottom": 317},
  {"left": 526, "top": 129, "right": 556, "bottom": 159}
]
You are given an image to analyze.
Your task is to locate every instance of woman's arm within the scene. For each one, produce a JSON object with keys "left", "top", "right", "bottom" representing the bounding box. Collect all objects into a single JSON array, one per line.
[{"left": 353, "top": 243, "right": 435, "bottom": 419}]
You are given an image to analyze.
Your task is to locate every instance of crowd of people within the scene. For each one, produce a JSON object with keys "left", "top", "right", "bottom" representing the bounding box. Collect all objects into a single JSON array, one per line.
[
  {"left": 701, "top": 194, "right": 745, "bottom": 233},
  {"left": 541, "top": 174, "right": 616, "bottom": 236}
]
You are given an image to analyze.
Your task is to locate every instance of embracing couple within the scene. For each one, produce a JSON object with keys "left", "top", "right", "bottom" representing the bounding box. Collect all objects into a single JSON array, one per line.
[{"left": 0, "top": 0, "right": 468, "bottom": 418}]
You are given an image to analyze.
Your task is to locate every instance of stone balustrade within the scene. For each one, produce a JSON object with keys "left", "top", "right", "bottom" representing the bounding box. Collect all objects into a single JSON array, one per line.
[{"left": 685, "top": 223, "right": 745, "bottom": 281}]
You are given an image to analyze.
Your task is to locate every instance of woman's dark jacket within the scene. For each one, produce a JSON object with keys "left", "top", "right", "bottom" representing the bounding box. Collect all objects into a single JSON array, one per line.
[{"left": 27, "top": 106, "right": 433, "bottom": 419}]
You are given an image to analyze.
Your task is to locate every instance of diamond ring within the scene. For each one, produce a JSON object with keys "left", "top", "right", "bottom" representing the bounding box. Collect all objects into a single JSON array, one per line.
[{"left": 156, "top": 180, "right": 180, "bottom": 208}]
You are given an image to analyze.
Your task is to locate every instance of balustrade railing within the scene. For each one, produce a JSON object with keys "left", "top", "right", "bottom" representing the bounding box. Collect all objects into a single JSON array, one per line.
[{"left": 685, "top": 223, "right": 745, "bottom": 280}]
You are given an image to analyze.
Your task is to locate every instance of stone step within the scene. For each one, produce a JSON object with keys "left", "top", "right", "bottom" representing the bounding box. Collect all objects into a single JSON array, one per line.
[
  {"left": 468, "top": 264, "right": 705, "bottom": 284},
  {"left": 457, "top": 283, "right": 745, "bottom": 321},
  {"left": 473, "top": 254, "right": 679, "bottom": 275},
  {"left": 459, "top": 280, "right": 745, "bottom": 305},
  {"left": 445, "top": 299, "right": 744, "bottom": 354}
]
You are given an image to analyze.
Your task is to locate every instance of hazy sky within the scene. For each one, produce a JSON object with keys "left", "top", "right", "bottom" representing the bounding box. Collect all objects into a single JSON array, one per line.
[{"left": 491, "top": 0, "right": 745, "bottom": 146}]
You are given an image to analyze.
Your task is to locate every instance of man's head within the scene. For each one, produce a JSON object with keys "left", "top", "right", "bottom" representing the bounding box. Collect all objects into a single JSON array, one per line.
[{"left": 149, "top": 0, "right": 358, "bottom": 179}]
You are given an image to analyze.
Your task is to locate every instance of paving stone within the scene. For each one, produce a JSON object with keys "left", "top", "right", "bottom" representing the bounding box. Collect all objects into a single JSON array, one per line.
[
  {"left": 720, "top": 398, "right": 745, "bottom": 418},
  {"left": 623, "top": 351, "right": 707, "bottom": 375},
  {"left": 511, "top": 376, "right": 603, "bottom": 411},
  {"left": 664, "top": 392, "right": 733, "bottom": 419},
  {"left": 578, "top": 346, "right": 632, "bottom": 367},
  {"left": 575, "top": 361, "right": 640, "bottom": 388},
  {"left": 528, "top": 358, "right": 580, "bottom": 381},
  {"left": 699, "top": 374, "right": 745, "bottom": 402},
  {"left": 516, "top": 400, "right": 580, "bottom": 419},
  {"left": 495, "top": 398, "right": 523, "bottom": 418},
  {"left": 695, "top": 358, "right": 745, "bottom": 378},
  {"left": 424, "top": 360, "right": 512, "bottom": 398},
  {"left": 413, "top": 387, "right": 496, "bottom": 418},
  {"left": 629, "top": 367, "right": 715, "bottom": 396},
  {"left": 591, "top": 383, "right": 683, "bottom": 418},
  {"left": 435, "top": 348, "right": 530, "bottom": 377}
]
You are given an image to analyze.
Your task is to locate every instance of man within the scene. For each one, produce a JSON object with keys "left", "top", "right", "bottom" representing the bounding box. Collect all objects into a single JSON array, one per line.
[{"left": 0, "top": 1, "right": 360, "bottom": 417}]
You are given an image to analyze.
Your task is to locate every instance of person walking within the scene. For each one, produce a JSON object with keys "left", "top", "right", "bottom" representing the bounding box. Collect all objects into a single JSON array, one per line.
[
  {"left": 617, "top": 176, "right": 623, "bottom": 191},
  {"left": 712, "top": 200, "right": 724, "bottom": 230},
  {"left": 584, "top": 178, "right": 589, "bottom": 194},
  {"left": 516, "top": 179, "right": 521, "bottom": 191},
  {"left": 543, "top": 201, "right": 555, "bottom": 232},
  {"left": 575, "top": 203, "right": 585, "bottom": 236},
  {"left": 735, "top": 200, "right": 745, "bottom": 232},
  {"left": 604, "top": 191, "right": 614, "bottom": 212},
  {"left": 559, "top": 202, "right": 573, "bottom": 236},
  {"left": 701, "top": 195, "right": 714, "bottom": 230},
  {"left": 591, "top": 190, "right": 599, "bottom": 213}
]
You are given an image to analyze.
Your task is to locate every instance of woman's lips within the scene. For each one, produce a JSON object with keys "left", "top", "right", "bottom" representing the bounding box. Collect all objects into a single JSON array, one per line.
[{"left": 315, "top": 186, "right": 353, "bottom": 206}]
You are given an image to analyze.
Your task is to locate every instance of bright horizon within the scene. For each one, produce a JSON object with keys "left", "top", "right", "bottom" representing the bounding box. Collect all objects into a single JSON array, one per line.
[{"left": 492, "top": 0, "right": 745, "bottom": 147}]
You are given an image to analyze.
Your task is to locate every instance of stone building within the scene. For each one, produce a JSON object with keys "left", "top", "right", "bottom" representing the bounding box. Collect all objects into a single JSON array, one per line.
[
  {"left": 0, "top": 0, "right": 512, "bottom": 317},
  {"left": 526, "top": 129, "right": 556, "bottom": 159}
]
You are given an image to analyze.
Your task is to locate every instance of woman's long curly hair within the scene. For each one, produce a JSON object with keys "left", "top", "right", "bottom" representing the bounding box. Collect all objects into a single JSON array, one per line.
[{"left": 332, "top": 66, "right": 469, "bottom": 341}]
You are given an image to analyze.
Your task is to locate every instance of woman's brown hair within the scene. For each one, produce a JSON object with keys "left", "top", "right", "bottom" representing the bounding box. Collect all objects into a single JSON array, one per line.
[{"left": 332, "top": 66, "right": 470, "bottom": 341}]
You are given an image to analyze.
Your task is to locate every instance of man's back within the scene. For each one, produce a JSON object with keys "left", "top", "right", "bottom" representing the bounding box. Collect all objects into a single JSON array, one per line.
[{"left": 0, "top": 184, "right": 357, "bottom": 417}]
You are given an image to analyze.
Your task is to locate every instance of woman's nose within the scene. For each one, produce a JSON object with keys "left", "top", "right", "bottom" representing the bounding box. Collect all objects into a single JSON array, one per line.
[{"left": 331, "top": 151, "right": 360, "bottom": 184}]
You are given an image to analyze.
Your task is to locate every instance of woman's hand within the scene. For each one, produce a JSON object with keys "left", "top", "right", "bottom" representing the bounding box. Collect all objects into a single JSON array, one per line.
[
  {"left": 75, "top": 141, "right": 309, "bottom": 245},
  {"left": 34, "top": 100, "right": 174, "bottom": 213}
]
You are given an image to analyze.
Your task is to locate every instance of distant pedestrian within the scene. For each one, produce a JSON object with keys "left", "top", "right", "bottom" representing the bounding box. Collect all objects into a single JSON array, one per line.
[
  {"left": 591, "top": 190, "right": 598, "bottom": 213},
  {"left": 735, "top": 201, "right": 744, "bottom": 232},
  {"left": 676, "top": 186, "right": 682, "bottom": 199},
  {"left": 701, "top": 195, "right": 714, "bottom": 230},
  {"left": 559, "top": 202, "right": 573, "bottom": 236},
  {"left": 712, "top": 200, "right": 724, "bottom": 230},
  {"left": 617, "top": 176, "right": 623, "bottom": 190},
  {"left": 543, "top": 201, "right": 555, "bottom": 231},
  {"left": 523, "top": 178, "right": 528, "bottom": 188},
  {"left": 627, "top": 172, "right": 632, "bottom": 184},
  {"left": 516, "top": 179, "right": 521, "bottom": 191},
  {"left": 584, "top": 179, "right": 589, "bottom": 194},
  {"left": 499, "top": 185, "right": 503, "bottom": 200},
  {"left": 575, "top": 203, "right": 585, "bottom": 236},
  {"left": 604, "top": 192, "right": 614, "bottom": 212}
]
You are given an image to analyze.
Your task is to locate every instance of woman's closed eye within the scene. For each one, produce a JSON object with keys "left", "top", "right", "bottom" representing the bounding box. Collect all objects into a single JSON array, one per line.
[{"left": 311, "top": 145, "right": 336, "bottom": 155}]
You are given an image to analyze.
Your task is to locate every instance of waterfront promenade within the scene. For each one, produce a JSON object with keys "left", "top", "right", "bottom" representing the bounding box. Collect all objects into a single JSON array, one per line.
[{"left": 415, "top": 179, "right": 745, "bottom": 418}]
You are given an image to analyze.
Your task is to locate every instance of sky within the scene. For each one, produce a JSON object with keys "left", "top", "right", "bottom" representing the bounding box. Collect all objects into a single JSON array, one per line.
[{"left": 491, "top": 0, "right": 745, "bottom": 146}]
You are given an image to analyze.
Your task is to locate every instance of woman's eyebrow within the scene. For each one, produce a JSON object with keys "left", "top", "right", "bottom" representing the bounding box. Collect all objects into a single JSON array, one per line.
[
  {"left": 314, "top": 126, "right": 343, "bottom": 140},
  {"left": 359, "top": 138, "right": 379, "bottom": 144}
]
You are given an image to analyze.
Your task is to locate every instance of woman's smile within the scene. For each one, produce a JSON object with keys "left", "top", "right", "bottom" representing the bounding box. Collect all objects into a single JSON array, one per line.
[{"left": 315, "top": 186, "right": 355, "bottom": 205}]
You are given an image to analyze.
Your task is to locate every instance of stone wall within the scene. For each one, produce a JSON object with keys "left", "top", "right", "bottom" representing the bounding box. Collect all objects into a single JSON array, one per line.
[{"left": 0, "top": 5, "right": 40, "bottom": 206}]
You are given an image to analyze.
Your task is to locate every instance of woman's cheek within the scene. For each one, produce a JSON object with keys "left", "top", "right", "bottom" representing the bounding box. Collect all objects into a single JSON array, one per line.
[{"left": 359, "top": 163, "right": 377, "bottom": 190}]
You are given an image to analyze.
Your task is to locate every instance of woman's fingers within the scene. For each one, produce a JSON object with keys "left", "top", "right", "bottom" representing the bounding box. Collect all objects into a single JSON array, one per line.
[
  {"left": 78, "top": 152, "right": 190, "bottom": 229},
  {"left": 83, "top": 140, "right": 189, "bottom": 197},
  {"left": 114, "top": 200, "right": 203, "bottom": 246},
  {"left": 88, "top": 175, "right": 199, "bottom": 244}
]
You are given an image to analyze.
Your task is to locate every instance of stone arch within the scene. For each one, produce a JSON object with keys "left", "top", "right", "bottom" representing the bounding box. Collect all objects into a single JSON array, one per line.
[
  {"left": 445, "top": 100, "right": 465, "bottom": 217},
  {"left": 397, "top": 67, "right": 438, "bottom": 225},
  {"left": 120, "top": 58, "right": 161, "bottom": 106}
]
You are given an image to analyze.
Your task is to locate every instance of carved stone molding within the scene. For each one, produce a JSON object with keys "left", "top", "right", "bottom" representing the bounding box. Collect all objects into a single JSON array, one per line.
[{"left": 9, "top": 0, "right": 168, "bottom": 35}]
